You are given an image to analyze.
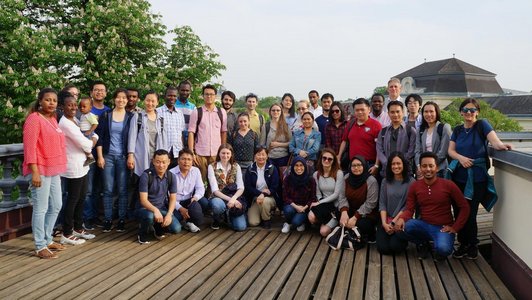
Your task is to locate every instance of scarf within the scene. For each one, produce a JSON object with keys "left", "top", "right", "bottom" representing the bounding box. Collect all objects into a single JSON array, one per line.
[
  {"left": 347, "top": 155, "right": 370, "bottom": 189},
  {"left": 288, "top": 156, "right": 311, "bottom": 187}
]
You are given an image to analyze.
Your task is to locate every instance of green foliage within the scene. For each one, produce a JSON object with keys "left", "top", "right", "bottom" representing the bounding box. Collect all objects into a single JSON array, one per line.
[
  {"left": 441, "top": 98, "right": 523, "bottom": 132},
  {"left": 0, "top": 0, "right": 226, "bottom": 143},
  {"left": 373, "top": 86, "right": 387, "bottom": 95}
]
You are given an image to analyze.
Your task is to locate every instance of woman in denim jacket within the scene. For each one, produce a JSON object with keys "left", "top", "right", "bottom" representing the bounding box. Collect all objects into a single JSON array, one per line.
[{"left": 289, "top": 112, "right": 321, "bottom": 164}]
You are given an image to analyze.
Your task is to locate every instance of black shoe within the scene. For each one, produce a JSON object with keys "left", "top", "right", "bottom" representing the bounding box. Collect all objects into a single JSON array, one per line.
[
  {"left": 153, "top": 224, "right": 166, "bottom": 240},
  {"left": 83, "top": 220, "right": 95, "bottom": 231},
  {"left": 262, "top": 220, "right": 272, "bottom": 230},
  {"left": 433, "top": 253, "right": 447, "bottom": 262},
  {"left": 211, "top": 220, "right": 221, "bottom": 230},
  {"left": 452, "top": 244, "right": 469, "bottom": 259},
  {"left": 138, "top": 234, "right": 150, "bottom": 244},
  {"left": 103, "top": 220, "right": 113, "bottom": 232},
  {"left": 417, "top": 243, "right": 429, "bottom": 260},
  {"left": 116, "top": 219, "right": 125, "bottom": 232},
  {"left": 466, "top": 245, "right": 478, "bottom": 260},
  {"left": 92, "top": 218, "right": 104, "bottom": 228}
]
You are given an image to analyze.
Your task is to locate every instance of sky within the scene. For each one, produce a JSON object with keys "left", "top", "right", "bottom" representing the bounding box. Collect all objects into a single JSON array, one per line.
[{"left": 148, "top": 0, "right": 532, "bottom": 100}]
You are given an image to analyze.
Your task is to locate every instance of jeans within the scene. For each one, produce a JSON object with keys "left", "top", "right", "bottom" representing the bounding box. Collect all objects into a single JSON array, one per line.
[
  {"left": 174, "top": 198, "right": 205, "bottom": 226},
  {"left": 31, "top": 175, "right": 62, "bottom": 250},
  {"left": 102, "top": 154, "right": 128, "bottom": 221},
  {"left": 405, "top": 219, "right": 455, "bottom": 256},
  {"left": 62, "top": 175, "right": 88, "bottom": 235},
  {"left": 83, "top": 163, "right": 103, "bottom": 221},
  {"left": 137, "top": 208, "right": 181, "bottom": 234},
  {"left": 210, "top": 197, "right": 247, "bottom": 231},
  {"left": 283, "top": 204, "right": 308, "bottom": 227}
]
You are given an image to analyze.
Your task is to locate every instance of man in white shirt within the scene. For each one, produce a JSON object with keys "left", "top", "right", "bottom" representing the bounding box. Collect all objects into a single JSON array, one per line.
[
  {"left": 369, "top": 93, "right": 391, "bottom": 127},
  {"left": 308, "top": 90, "right": 322, "bottom": 119},
  {"left": 384, "top": 77, "right": 403, "bottom": 112}
]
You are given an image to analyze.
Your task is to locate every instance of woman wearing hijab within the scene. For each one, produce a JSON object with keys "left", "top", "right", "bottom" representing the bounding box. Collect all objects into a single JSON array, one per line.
[
  {"left": 338, "top": 156, "right": 379, "bottom": 243},
  {"left": 281, "top": 157, "right": 317, "bottom": 233}
]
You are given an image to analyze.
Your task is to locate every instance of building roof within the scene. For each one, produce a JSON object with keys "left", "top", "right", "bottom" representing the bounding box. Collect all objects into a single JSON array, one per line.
[
  {"left": 480, "top": 95, "right": 532, "bottom": 115},
  {"left": 395, "top": 58, "right": 496, "bottom": 78}
]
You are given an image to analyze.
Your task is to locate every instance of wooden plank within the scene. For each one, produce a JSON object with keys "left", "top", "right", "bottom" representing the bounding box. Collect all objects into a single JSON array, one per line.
[
  {"left": 474, "top": 256, "right": 515, "bottom": 300},
  {"left": 461, "top": 259, "right": 501, "bottom": 300},
  {"left": 364, "top": 245, "right": 381, "bottom": 300},
  {"left": 313, "top": 244, "right": 341, "bottom": 300},
  {"left": 292, "top": 239, "right": 330, "bottom": 300},
  {"left": 257, "top": 234, "right": 312, "bottom": 300},
  {"left": 189, "top": 230, "right": 278, "bottom": 300},
  {"left": 435, "top": 260, "right": 466, "bottom": 300},
  {"left": 277, "top": 235, "right": 322, "bottom": 300},
  {"left": 381, "top": 252, "right": 396, "bottom": 300},
  {"left": 394, "top": 251, "right": 414, "bottom": 299},
  {"left": 447, "top": 258, "right": 482, "bottom": 300},
  {"left": 348, "top": 246, "right": 368, "bottom": 300},
  {"left": 421, "top": 256, "right": 448, "bottom": 299},
  {"left": 331, "top": 249, "right": 354, "bottom": 300},
  {"left": 406, "top": 245, "right": 431, "bottom": 299}
]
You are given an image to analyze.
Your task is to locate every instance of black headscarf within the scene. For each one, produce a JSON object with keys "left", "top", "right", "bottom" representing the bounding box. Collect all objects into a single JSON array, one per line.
[
  {"left": 347, "top": 155, "right": 370, "bottom": 189},
  {"left": 289, "top": 156, "right": 311, "bottom": 187}
]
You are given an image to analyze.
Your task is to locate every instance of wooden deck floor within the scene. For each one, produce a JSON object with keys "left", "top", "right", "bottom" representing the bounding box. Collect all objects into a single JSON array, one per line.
[{"left": 0, "top": 215, "right": 512, "bottom": 300}]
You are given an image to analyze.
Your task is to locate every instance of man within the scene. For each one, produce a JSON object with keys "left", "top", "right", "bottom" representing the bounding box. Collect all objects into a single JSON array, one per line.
[
  {"left": 169, "top": 149, "right": 206, "bottom": 233},
  {"left": 137, "top": 149, "right": 181, "bottom": 244},
  {"left": 384, "top": 77, "right": 403, "bottom": 112},
  {"left": 369, "top": 93, "right": 391, "bottom": 127},
  {"left": 308, "top": 90, "right": 322, "bottom": 119},
  {"left": 337, "top": 98, "right": 382, "bottom": 175},
  {"left": 126, "top": 87, "right": 143, "bottom": 113},
  {"left": 315, "top": 93, "right": 334, "bottom": 147},
  {"left": 174, "top": 80, "right": 196, "bottom": 146},
  {"left": 156, "top": 86, "right": 186, "bottom": 168},
  {"left": 395, "top": 152, "right": 470, "bottom": 261},
  {"left": 376, "top": 101, "right": 416, "bottom": 177},
  {"left": 221, "top": 90, "right": 238, "bottom": 134},
  {"left": 245, "top": 93, "right": 264, "bottom": 135},
  {"left": 188, "top": 84, "right": 228, "bottom": 181},
  {"left": 83, "top": 81, "right": 111, "bottom": 230}
]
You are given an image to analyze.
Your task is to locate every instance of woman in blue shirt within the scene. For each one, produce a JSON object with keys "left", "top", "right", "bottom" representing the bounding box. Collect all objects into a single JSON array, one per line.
[{"left": 289, "top": 112, "right": 321, "bottom": 168}]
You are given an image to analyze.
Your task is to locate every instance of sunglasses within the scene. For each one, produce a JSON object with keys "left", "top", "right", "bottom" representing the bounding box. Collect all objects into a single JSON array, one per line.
[
  {"left": 322, "top": 156, "right": 334, "bottom": 162},
  {"left": 461, "top": 107, "right": 478, "bottom": 114},
  {"left": 331, "top": 109, "right": 341, "bottom": 113}
]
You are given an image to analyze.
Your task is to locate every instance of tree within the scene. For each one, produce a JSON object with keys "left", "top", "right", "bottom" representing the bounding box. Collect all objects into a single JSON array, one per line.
[
  {"left": 0, "top": 0, "right": 226, "bottom": 144},
  {"left": 373, "top": 86, "right": 387, "bottom": 95}
]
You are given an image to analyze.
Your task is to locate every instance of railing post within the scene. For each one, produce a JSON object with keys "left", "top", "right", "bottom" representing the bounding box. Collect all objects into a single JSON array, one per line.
[{"left": 0, "top": 144, "right": 25, "bottom": 208}]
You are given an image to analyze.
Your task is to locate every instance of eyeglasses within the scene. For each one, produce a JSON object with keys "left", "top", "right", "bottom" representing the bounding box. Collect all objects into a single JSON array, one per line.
[
  {"left": 297, "top": 108, "right": 306, "bottom": 111},
  {"left": 331, "top": 109, "right": 341, "bottom": 114},
  {"left": 322, "top": 156, "right": 334, "bottom": 162},
  {"left": 461, "top": 107, "right": 478, "bottom": 114},
  {"left": 351, "top": 163, "right": 363, "bottom": 168}
]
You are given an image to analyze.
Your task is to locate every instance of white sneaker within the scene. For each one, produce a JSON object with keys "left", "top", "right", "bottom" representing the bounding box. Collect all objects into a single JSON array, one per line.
[
  {"left": 60, "top": 234, "right": 86, "bottom": 245},
  {"left": 281, "top": 222, "right": 291, "bottom": 234},
  {"left": 185, "top": 222, "right": 200, "bottom": 233},
  {"left": 73, "top": 230, "right": 95, "bottom": 240},
  {"left": 296, "top": 224, "right": 306, "bottom": 232}
]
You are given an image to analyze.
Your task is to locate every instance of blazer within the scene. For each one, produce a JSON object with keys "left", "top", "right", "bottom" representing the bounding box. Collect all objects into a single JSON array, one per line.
[{"left": 415, "top": 121, "right": 452, "bottom": 171}]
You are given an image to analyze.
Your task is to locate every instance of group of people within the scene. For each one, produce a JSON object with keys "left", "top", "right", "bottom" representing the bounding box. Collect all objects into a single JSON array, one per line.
[{"left": 23, "top": 78, "right": 512, "bottom": 261}]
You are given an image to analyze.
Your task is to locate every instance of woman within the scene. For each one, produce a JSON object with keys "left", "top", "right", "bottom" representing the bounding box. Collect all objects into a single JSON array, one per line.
[
  {"left": 415, "top": 101, "right": 452, "bottom": 178},
  {"left": 291, "top": 100, "right": 319, "bottom": 132},
  {"left": 448, "top": 98, "right": 512, "bottom": 260},
  {"left": 325, "top": 101, "right": 347, "bottom": 155},
  {"left": 228, "top": 112, "right": 259, "bottom": 174},
  {"left": 207, "top": 144, "right": 247, "bottom": 231},
  {"left": 96, "top": 88, "right": 134, "bottom": 233},
  {"left": 289, "top": 112, "right": 321, "bottom": 168},
  {"left": 404, "top": 94, "right": 423, "bottom": 130},
  {"left": 281, "top": 93, "right": 296, "bottom": 130},
  {"left": 376, "top": 152, "right": 414, "bottom": 255},
  {"left": 23, "top": 88, "right": 67, "bottom": 258},
  {"left": 308, "top": 148, "right": 345, "bottom": 237},
  {"left": 281, "top": 157, "right": 317, "bottom": 233},
  {"left": 244, "top": 147, "right": 280, "bottom": 229},
  {"left": 260, "top": 103, "right": 292, "bottom": 168},
  {"left": 338, "top": 156, "right": 379, "bottom": 243},
  {"left": 58, "top": 94, "right": 97, "bottom": 245}
]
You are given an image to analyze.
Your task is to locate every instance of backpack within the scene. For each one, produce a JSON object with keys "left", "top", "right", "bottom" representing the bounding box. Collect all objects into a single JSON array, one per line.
[
  {"left": 340, "top": 118, "right": 357, "bottom": 171},
  {"left": 137, "top": 112, "right": 164, "bottom": 134},
  {"left": 144, "top": 169, "right": 174, "bottom": 196},
  {"left": 195, "top": 107, "right": 223, "bottom": 141},
  {"left": 452, "top": 119, "right": 490, "bottom": 169},
  {"left": 419, "top": 123, "right": 450, "bottom": 163},
  {"left": 380, "top": 124, "right": 413, "bottom": 146}
]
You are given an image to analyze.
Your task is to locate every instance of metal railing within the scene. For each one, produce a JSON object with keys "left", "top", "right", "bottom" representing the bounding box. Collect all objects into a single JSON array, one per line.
[{"left": 0, "top": 144, "right": 30, "bottom": 209}]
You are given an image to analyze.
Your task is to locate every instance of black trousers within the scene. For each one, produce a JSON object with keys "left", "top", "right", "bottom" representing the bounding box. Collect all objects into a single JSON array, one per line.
[
  {"left": 63, "top": 174, "right": 89, "bottom": 235},
  {"left": 376, "top": 226, "right": 408, "bottom": 255},
  {"left": 454, "top": 181, "right": 485, "bottom": 246}
]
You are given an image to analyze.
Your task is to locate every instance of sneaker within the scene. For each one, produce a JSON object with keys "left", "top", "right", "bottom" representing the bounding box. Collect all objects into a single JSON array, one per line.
[
  {"left": 35, "top": 247, "right": 58, "bottom": 259},
  {"left": 211, "top": 220, "right": 221, "bottom": 230},
  {"left": 452, "top": 244, "right": 469, "bottom": 259},
  {"left": 185, "top": 222, "right": 200, "bottom": 233},
  {"left": 60, "top": 234, "right": 86, "bottom": 245},
  {"left": 83, "top": 220, "right": 95, "bottom": 231},
  {"left": 466, "top": 245, "right": 478, "bottom": 260},
  {"left": 103, "top": 220, "right": 113, "bottom": 232},
  {"left": 116, "top": 219, "right": 126, "bottom": 232},
  {"left": 281, "top": 222, "right": 291, "bottom": 234},
  {"left": 48, "top": 242, "right": 67, "bottom": 251},
  {"left": 153, "top": 225, "right": 166, "bottom": 240},
  {"left": 83, "top": 157, "right": 96, "bottom": 166},
  {"left": 417, "top": 243, "right": 429, "bottom": 260},
  {"left": 73, "top": 229, "right": 95, "bottom": 240},
  {"left": 296, "top": 224, "right": 306, "bottom": 232},
  {"left": 367, "top": 235, "right": 377, "bottom": 244},
  {"left": 262, "top": 220, "right": 272, "bottom": 230},
  {"left": 92, "top": 218, "right": 104, "bottom": 228},
  {"left": 138, "top": 234, "right": 150, "bottom": 245}
]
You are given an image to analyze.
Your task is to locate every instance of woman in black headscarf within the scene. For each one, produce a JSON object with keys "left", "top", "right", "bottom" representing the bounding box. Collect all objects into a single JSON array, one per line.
[
  {"left": 280, "top": 156, "right": 317, "bottom": 233},
  {"left": 338, "top": 156, "right": 379, "bottom": 242}
]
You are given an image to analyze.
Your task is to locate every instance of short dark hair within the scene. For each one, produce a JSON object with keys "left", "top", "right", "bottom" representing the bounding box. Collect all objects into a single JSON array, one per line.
[
  {"left": 387, "top": 100, "right": 404, "bottom": 111},
  {"left": 245, "top": 93, "right": 258, "bottom": 102},
  {"left": 32, "top": 87, "right": 58, "bottom": 113},
  {"left": 419, "top": 151, "right": 438, "bottom": 164},
  {"left": 57, "top": 90, "right": 74, "bottom": 107},
  {"left": 371, "top": 93, "right": 385, "bottom": 102},
  {"left": 178, "top": 148, "right": 194, "bottom": 158},
  {"left": 352, "top": 97, "right": 370, "bottom": 108},
  {"left": 385, "top": 152, "right": 410, "bottom": 183},
  {"left": 308, "top": 90, "right": 319, "bottom": 97},
  {"left": 237, "top": 112, "right": 250, "bottom": 120},
  {"left": 254, "top": 145, "right": 268, "bottom": 156},
  {"left": 321, "top": 93, "right": 334, "bottom": 102},
  {"left": 178, "top": 80, "right": 192, "bottom": 89},
  {"left": 91, "top": 80, "right": 105, "bottom": 91},
  {"left": 144, "top": 90, "right": 159, "bottom": 100},
  {"left": 153, "top": 149, "right": 170, "bottom": 159},
  {"left": 221, "top": 90, "right": 236, "bottom": 101},
  {"left": 112, "top": 88, "right": 128, "bottom": 100},
  {"left": 459, "top": 98, "right": 481, "bottom": 112},
  {"left": 302, "top": 111, "right": 314, "bottom": 121},
  {"left": 126, "top": 87, "right": 139, "bottom": 94},
  {"left": 165, "top": 85, "right": 178, "bottom": 94},
  {"left": 202, "top": 84, "right": 217, "bottom": 94},
  {"left": 405, "top": 94, "right": 422, "bottom": 106}
]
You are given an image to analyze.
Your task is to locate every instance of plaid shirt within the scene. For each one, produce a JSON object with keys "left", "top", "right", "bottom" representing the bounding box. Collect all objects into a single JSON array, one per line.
[
  {"left": 156, "top": 105, "right": 185, "bottom": 157},
  {"left": 325, "top": 121, "right": 346, "bottom": 154}
]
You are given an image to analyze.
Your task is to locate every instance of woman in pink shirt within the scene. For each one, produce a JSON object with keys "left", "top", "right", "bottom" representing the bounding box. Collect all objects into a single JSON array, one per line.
[{"left": 23, "top": 88, "right": 67, "bottom": 259}]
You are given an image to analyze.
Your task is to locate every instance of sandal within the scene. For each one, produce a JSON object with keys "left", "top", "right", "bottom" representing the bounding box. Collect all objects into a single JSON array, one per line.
[
  {"left": 35, "top": 247, "right": 58, "bottom": 259},
  {"left": 48, "top": 242, "right": 67, "bottom": 251}
]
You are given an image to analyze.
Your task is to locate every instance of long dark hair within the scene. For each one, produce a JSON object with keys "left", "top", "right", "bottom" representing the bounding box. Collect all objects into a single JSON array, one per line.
[
  {"left": 385, "top": 151, "right": 410, "bottom": 183},
  {"left": 420, "top": 101, "right": 441, "bottom": 132},
  {"left": 328, "top": 101, "right": 345, "bottom": 123},
  {"left": 30, "top": 87, "right": 58, "bottom": 113},
  {"left": 281, "top": 93, "right": 296, "bottom": 118}
]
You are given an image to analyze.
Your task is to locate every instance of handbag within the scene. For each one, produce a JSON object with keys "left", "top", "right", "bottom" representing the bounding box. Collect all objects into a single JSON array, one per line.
[
  {"left": 326, "top": 225, "right": 364, "bottom": 251},
  {"left": 221, "top": 183, "right": 247, "bottom": 217}
]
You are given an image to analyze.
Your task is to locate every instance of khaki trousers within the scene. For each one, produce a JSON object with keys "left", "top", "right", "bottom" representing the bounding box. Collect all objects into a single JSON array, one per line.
[{"left": 248, "top": 196, "right": 276, "bottom": 226}]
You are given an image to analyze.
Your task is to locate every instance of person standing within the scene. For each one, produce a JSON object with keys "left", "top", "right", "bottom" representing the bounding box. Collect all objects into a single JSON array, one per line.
[
  {"left": 369, "top": 93, "right": 391, "bottom": 127},
  {"left": 156, "top": 86, "right": 186, "bottom": 168},
  {"left": 126, "top": 87, "right": 143, "bottom": 113},
  {"left": 245, "top": 93, "right": 264, "bottom": 136},
  {"left": 384, "top": 77, "right": 403, "bottom": 111},
  {"left": 315, "top": 93, "right": 333, "bottom": 148},
  {"left": 260, "top": 103, "right": 291, "bottom": 169},
  {"left": 228, "top": 112, "right": 259, "bottom": 173},
  {"left": 308, "top": 90, "right": 322, "bottom": 119},
  {"left": 324, "top": 101, "right": 346, "bottom": 155},
  {"left": 174, "top": 80, "right": 196, "bottom": 146},
  {"left": 281, "top": 93, "right": 297, "bottom": 130},
  {"left": 221, "top": 90, "right": 238, "bottom": 135}
]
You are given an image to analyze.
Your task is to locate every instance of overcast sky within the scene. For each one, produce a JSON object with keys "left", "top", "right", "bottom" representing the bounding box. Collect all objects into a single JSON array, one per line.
[{"left": 148, "top": 0, "right": 532, "bottom": 100}]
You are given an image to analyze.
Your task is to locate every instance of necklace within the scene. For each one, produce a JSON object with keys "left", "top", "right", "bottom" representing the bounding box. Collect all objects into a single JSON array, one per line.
[
  {"left": 38, "top": 112, "right": 63, "bottom": 133},
  {"left": 464, "top": 127, "right": 472, "bottom": 134}
]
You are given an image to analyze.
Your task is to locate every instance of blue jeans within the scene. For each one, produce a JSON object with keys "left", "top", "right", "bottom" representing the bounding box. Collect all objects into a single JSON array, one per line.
[
  {"left": 210, "top": 197, "right": 247, "bottom": 231},
  {"left": 137, "top": 208, "right": 181, "bottom": 234},
  {"left": 283, "top": 204, "right": 308, "bottom": 227},
  {"left": 83, "top": 163, "right": 102, "bottom": 221},
  {"left": 31, "top": 175, "right": 62, "bottom": 250},
  {"left": 405, "top": 219, "right": 455, "bottom": 256},
  {"left": 102, "top": 154, "right": 128, "bottom": 221}
]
